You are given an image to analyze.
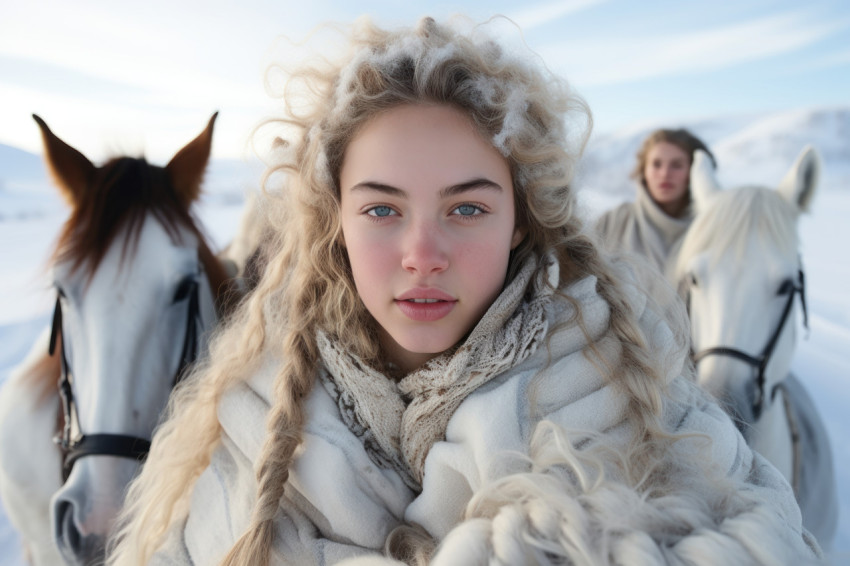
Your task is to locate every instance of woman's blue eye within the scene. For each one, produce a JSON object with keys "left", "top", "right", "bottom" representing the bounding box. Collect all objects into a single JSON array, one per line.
[
  {"left": 367, "top": 206, "right": 395, "bottom": 217},
  {"left": 454, "top": 204, "right": 481, "bottom": 216}
]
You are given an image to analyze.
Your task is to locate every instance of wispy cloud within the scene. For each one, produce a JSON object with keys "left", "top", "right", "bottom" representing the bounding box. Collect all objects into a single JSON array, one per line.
[
  {"left": 0, "top": 0, "right": 280, "bottom": 159},
  {"left": 506, "top": 0, "right": 608, "bottom": 31},
  {"left": 807, "top": 48, "right": 850, "bottom": 70},
  {"left": 539, "top": 11, "right": 850, "bottom": 86},
  {"left": 1, "top": 1, "right": 847, "bottom": 158},
  {"left": 0, "top": 9, "right": 261, "bottom": 106}
]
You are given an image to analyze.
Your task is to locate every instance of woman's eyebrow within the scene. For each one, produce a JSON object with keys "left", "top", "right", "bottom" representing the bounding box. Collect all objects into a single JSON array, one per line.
[
  {"left": 440, "top": 178, "right": 503, "bottom": 198},
  {"left": 349, "top": 181, "right": 405, "bottom": 197},
  {"left": 348, "top": 177, "right": 503, "bottom": 198}
]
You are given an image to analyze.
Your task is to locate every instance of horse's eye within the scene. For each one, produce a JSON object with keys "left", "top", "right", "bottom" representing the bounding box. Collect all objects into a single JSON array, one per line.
[
  {"left": 777, "top": 279, "right": 794, "bottom": 296},
  {"left": 689, "top": 273, "right": 698, "bottom": 287},
  {"left": 173, "top": 276, "right": 197, "bottom": 303}
]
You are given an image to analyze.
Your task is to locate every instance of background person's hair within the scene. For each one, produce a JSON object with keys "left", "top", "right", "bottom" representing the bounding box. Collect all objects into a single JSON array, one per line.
[{"left": 109, "top": 16, "right": 684, "bottom": 566}]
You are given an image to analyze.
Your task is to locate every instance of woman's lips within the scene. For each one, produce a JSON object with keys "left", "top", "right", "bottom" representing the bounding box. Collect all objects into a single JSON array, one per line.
[
  {"left": 395, "top": 292, "right": 456, "bottom": 321},
  {"left": 395, "top": 299, "right": 456, "bottom": 321}
]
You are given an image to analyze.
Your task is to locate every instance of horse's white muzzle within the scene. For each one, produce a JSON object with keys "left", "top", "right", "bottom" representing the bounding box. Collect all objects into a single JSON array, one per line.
[{"left": 52, "top": 455, "right": 142, "bottom": 565}]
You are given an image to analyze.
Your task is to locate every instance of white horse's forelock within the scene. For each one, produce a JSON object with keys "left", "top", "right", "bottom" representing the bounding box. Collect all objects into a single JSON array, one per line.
[{"left": 674, "top": 186, "right": 799, "bottom": 283}]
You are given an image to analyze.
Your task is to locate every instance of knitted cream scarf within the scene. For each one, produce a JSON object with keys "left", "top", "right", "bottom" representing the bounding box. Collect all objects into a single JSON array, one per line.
[
  {"left": 317, "top": 255, "right": 557, "bottom": 490},
  {"left": 634, "top": 185, "right": 692, "bottom": 270}
]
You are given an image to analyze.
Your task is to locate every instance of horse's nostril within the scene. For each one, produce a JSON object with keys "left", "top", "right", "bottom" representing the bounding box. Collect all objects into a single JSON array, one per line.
[
  {"left": 56, "top": 498, "right": 83, "bottom": 555},
  {"left": 54, "top": 494, "right": 108, "bottom": 564}
]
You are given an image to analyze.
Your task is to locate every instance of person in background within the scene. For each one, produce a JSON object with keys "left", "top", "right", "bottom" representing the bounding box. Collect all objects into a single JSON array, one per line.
[
  {"left": 595, "top": 129, "right": 715, "bottom": 276},
  {"left": 107, "top": 17, "right": 817, "bottom": 566}
]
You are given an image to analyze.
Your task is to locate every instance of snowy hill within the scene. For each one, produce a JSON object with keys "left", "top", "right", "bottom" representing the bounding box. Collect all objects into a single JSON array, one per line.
[
  {"left": 712, "top": 107, "right": 850, "bottom": 189},
  {"left": 576, "top": 106, "right": 850, "bottom": 207},
  {"left": 0, "top": 142, "right": 262, "bottom": 221},
  {"left": 0, "top": 143, "right": 47, "bottom": 189},
  {"left": 0, "top": 144, "right": 56, "bottom": 221}
]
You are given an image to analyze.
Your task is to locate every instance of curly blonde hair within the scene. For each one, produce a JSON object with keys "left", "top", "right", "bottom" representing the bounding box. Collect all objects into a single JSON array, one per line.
[{"left": 108, "top": 16, "right": 677, "bottom": 565}]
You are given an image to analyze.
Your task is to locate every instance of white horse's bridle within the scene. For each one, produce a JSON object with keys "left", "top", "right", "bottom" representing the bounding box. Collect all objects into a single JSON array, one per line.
[
  {"left": 48, "top": 270, "right": 205, "bottom": 481},
  {"left": 686, "top": 265, "right": 809, "bottom": 421}
]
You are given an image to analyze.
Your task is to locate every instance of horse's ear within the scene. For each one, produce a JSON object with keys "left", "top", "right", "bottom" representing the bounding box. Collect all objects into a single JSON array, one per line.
[
  {"left": 32, "top": 114, "right": 94, "bottom": 207},
  {"left": 689, "top": 149, "right": 721, "bottom": 212},
  {"left": 166, "top": 112, "right": 217, "bottom": 208},
  {"left": 778, "top": 145, "right": 820, "bottom": 213}
]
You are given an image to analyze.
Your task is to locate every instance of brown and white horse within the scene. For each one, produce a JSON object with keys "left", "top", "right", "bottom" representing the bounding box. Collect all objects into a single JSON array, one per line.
[{"left": 0, "top": 114, "right": 236, "bottom": 565}]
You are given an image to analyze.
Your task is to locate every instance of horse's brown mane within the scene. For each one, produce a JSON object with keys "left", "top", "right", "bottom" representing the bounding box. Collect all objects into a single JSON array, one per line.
[{"left": 52, "top": 156, "right": 236, "bottom": 316}]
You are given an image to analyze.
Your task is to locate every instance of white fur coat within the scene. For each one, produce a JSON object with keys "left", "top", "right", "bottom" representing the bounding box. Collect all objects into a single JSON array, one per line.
[{"left": 146, "top": 257, "right": 820, "bottom": 565}]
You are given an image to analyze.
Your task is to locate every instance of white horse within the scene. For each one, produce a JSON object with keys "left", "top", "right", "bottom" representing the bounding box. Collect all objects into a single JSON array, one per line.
[
  {"left": 671, "top": 146, "right": 838, "bottom": 549},
  {"left": 0, "top": 114, "right": 236, "bottom": 564}
]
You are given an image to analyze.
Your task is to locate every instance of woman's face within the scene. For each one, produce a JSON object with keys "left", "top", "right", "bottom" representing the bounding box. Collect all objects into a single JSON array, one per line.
[
  {"left": 643, "top": 141, "right": 691, "bottom": 217},
  {"left": 339, "top": 104, "right": 523, "bottom": 374}
]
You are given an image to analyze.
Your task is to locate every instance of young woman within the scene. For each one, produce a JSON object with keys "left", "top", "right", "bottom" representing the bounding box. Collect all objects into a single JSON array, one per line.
[
  {"left": 595, "top": 129, "right": 715, "bottom": 276},
  {"left": 108, "top": 18, "right": 818, "bottom": 565}
]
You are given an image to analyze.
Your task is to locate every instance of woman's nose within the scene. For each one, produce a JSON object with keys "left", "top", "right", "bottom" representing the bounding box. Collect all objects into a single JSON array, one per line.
[{"left": 400, "top": 221, "right": 449, "bottom": 275}]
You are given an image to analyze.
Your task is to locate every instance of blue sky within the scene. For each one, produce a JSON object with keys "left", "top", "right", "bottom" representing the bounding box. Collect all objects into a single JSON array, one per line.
[{"left": 1, "top": 0, "right": 848, "bottom": 162}]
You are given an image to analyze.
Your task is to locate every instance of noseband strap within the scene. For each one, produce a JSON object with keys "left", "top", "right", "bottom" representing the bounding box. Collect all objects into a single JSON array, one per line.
[
  {"left": 62, "top": 435, "right": 152, "bottom": 474},
  {"left": 690, "top": 268, "right": 808, "bottom": 420},
  {"left": 49, "top": 278, "right": 203, "bottom": 481},
  {"left": 692, "top": 346, "right": 762, "bottom": 368}
]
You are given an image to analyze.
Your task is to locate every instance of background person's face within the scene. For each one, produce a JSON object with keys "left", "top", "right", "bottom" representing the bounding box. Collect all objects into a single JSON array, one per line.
[
  {"left": 644, "top": 141, "right": 691, "bottom": 216},
  {"left": 339, "top": 104, "right": 522, "bottom": 374}
]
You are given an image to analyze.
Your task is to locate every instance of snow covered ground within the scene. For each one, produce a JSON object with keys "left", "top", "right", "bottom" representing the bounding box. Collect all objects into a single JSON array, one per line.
[{"left": 0, "top": 106, "right": 848, "bottom": 563}]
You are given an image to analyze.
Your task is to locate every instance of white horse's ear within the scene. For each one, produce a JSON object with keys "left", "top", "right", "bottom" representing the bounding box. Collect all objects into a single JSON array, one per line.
[
  {"left": 777, "top": 145, "right": 820, "bottom": 213},
  {"left": 689, "top": 149, "right": 720, "bottom": 212},
  {"left": 166, "top": 112, "right": 217, "bottom": 209},
  {"left": 33, "top": 114, "right": 94, "bottom": 208}
]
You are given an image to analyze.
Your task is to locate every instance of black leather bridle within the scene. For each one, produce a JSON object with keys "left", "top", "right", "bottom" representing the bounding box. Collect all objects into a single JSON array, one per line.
[
  {"left": 688, "top": 267, "right": 808, "bottom": 421},
  {"left": 48, "top": 274, "right": 203, "bottom": 481}
]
